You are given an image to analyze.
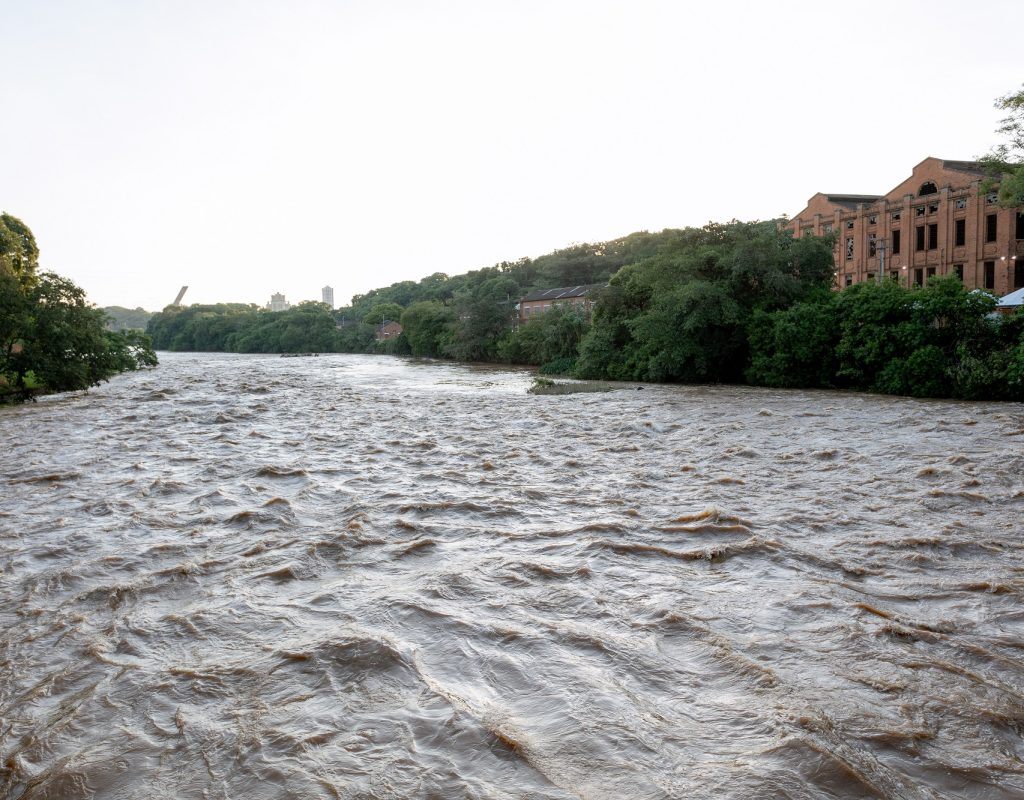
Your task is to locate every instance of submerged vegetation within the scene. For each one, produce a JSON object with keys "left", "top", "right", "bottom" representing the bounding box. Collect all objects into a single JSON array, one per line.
[
  {"left": 1, "top": 213, "right": 157, "bottom": 403},
  {"left": 527, "top": 377, "right": 622, "bottom": 395}
]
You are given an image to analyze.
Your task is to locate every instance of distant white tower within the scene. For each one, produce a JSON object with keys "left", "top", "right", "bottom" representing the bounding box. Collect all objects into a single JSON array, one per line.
[
  {"left": 322, "top": 285, "right": 334, "bottom": 308},
  {"left": 270, "top": 292, "right": 289, "bottom": 312}
]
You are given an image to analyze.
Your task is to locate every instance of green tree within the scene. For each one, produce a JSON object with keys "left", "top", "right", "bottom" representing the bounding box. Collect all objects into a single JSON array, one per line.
[
  {"left": 746, "top": 299, "right": 840, "bottom": 388},
  {"left": 748, "top": 276, "right": 1022, "bottom": 400},
  {"left": 445, "top": 272, "right": 518, "bottom": 361},
  {"left": 400, "top": 300, "right": 455, "bottom": 357},
  {"left": 498, "top": 304, "right": 589, "bottom": 368},
  {"left": 361, "top": 302, "right": 404, "bottom": 325},
  {"left": 105, "top": 329, "right": 160, "bottom": 372},
  {"left": 981, "top": 84, "right": 1024, "bottom": 207},
  {"left": 626, "top": 281, "right": 745, "bottom": 382},
  {"left": 2, "top": 272, "right": 156, "bottom": 400},
  {"left": 335, "top": 322, "right": 376, "bottom": 352},
  {"left": 0, "top": 212, "right": 40, "bottom": 287},
  {"left": 575, "top": 221, "right": 835, "bottom": 382},
  {"left": 103, "top": 306, "right": 154, "bottom": 330},
  {"left": 0, "top": 269, "right": 32, "bottom": 372},
  {"left": 415, "top": 272, "right": 455, "bottom": 304}
]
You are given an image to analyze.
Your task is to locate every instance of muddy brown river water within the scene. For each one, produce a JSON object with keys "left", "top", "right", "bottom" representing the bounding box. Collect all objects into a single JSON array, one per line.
[{"left": 1, "top": 352, "right": 1023, "bottom": 799}]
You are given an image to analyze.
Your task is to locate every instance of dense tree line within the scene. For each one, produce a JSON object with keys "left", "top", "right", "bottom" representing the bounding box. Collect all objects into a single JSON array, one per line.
[
  {"left": 146, "top": 216, "right": 1024, "bottom": 400},
  {"left": 146, "top": 301, "right": 360, "bottom": 353},
  {"left": 1, "top": 214, "right": 157, "bottom": 402},
  {"left": 747, "top": 277, "right": 1024, "bottom": 400},
  {"left": 102, "top": 306, "right": 154, "bottom": 331},
  {"left": 573, "top": 221, "right": 836, "bottom": 382},
  {"left": 146, "top": 230, "right": 681, "bottom": 361}
]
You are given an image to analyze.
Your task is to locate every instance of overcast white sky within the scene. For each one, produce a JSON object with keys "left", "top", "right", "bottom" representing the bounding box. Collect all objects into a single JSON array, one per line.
[{"left": 3, "top": 0, "right": 1021, "bottom": 310}]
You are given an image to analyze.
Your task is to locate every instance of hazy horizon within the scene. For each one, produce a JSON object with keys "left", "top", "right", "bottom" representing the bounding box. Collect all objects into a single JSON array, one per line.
[{"left": 4, "top": 0, "right": 1020, "bottom": 311}]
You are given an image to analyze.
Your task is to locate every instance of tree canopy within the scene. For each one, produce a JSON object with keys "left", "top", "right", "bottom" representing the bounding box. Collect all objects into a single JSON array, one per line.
[
  {"left": 0, "top": 213, "right": 40, "bottom": 287},
  {"left": 747, "top": 277, "right": 1024, "bottom": 400},
  {"left": 1, "top": 214, "right": 157, "bottom": 402},
  {"left": 981, "top": 84, "right": 1024, "bottom": 207},
  {"left": 103, "top": 306, "right": 154, "bottom": 330},
  {"left": 574, "top": 220, "right": 836, "bottom": 382}
]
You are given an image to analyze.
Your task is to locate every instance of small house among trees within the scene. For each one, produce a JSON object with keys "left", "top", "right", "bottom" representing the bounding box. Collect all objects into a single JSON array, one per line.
[
  {"left": 375, "top": 320, "right": 403, "bottom": 341},
  {"left": 517, "top": 284, "right": 604, "bottom": 325}
]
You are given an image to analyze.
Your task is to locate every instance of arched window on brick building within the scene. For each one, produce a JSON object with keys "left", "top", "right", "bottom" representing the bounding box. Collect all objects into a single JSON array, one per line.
[{"left": 919, "top": 181, "right": 938, "bottom": 196}]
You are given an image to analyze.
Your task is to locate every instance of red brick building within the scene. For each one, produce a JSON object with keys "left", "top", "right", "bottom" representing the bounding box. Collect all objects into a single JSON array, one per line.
[
  {"left": 516, "top": 284, "right": 604, "bottom": 326},
  {"left": 788, "top": 158, "right": 1024, "bottom": 294},
  {"left": 375, "top": 320, "right": 402, "bottom": 341}
]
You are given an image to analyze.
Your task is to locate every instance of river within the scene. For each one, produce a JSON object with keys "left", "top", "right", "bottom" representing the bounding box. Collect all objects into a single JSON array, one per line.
[{"left": 1, "top": 352, "right": 1023, "bottom": 799}]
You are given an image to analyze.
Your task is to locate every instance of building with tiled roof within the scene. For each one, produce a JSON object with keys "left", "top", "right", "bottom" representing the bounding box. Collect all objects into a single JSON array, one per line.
[
  {"left": 516, "top": 284, "right": 605, "bottom": 325},
  {"left": 375, "top": 320, "right": 402, "bottom": 341}
]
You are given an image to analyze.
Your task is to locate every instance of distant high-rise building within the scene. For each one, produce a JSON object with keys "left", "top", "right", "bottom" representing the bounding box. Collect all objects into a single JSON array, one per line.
[
  {"left": 322, "top": 285, "right": 334, "bottom": 308},
  {"left": 269, "top": 292, "right": 290, "bottom": 312}
]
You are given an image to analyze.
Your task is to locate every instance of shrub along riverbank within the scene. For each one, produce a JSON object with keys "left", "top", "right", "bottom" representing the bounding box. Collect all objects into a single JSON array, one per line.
[
  {"left": 747, "top": 276, "right": 1024, "bottom": 400},
  {"left": 145, "top": 219, "right": 1024, "bottom": 401}
]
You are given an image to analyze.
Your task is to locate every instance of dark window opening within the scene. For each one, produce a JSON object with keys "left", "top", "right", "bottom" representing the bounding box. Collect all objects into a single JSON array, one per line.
[
  {"left": 986, "top": 214, "right": 997, "bottom": 243},
  {"left": 846, "top": 237, "right": 854, "bottom": 260},
  {"left": 1016, "top": 212, "right": 1024, "bottom": 239},
  {"left": 916, "top": 206, "right": 926, "bottom": 217},
  {"left": 868, "top": 234, "right": 877, "bottom": 257},
  {"left": 846, "top": 220, "right": 855, "bottom": 229},
  {"left": 845, "top": 273, "right": 853, "bottom": 287},
  {"left": 889, "top": 270, "right": 899, "bottom": 281},
  {"left": 892, "top": 211, "right": 901, "bottom": 221},
  {"left": 928, "top": 224, "right": 938, "bottom": 249},
  {"left": 984, "top": 261, "right": 995, "bottom": 290},
  {"left": 914, "top": 268, "right": 924, "bottom": 286},
  {"left": 868, "top": 215, "right": 877, "bottom": 225},
  {"left": 928, "top": 203, "right": 939, "bottom": 214},
  {"left": 926, "top": 267, "right": 936, "bottom": 281},
  {"left": 892, "top": 229, "right": 901, "bottom": 254},
  {"left": 919, "top": 181, "right": 938, "bottom": 196},
  {"left": 955, "top": 219, "right": 966, "bottom": 247},
  {"left": 987, "top": 191, "right": 998, "bottom": 204},
  {"left": 866, "top": 273, "right": 875, "bottom": 282},
  {"left": 1015, "top": 261, "right": 1024, "bottom": 289},
  {"left": 916, "top": 226, "right": 925, "bottom": 251},
  {"left": 955, "top": 197, "right": 967, "bottom": 209},
  {"left": 954, "top": 264, "right": 963, "bottom": 281}
]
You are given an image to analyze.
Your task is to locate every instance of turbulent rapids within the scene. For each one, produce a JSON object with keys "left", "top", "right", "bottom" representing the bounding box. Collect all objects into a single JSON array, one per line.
[{"left": 2, "top": 352, "right": 1023, "bottom": 799}]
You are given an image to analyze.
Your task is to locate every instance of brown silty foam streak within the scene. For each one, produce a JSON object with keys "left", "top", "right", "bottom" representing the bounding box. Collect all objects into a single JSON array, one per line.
[{"left": 1, "top": 353, "right": 1023, "bottom": 798}]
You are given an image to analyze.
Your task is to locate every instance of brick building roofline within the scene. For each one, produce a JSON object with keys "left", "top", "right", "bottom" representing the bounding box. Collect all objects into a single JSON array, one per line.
[
  {"left": 795, "top": 158, "right": 991, "bottom": 218},
  {"left": 822, "top": 193, "right": 884, "bottom": 207},
  {"left": 519, "top": 283, "right": 606, "bottom": 302},
  {"left": 930, "top": 157, "right": 985, "bottom": 175}
]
